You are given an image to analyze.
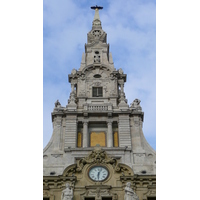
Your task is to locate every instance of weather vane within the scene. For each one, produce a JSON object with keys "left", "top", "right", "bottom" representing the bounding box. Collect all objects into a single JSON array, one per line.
[{"left": 91, "top": 5, "right": 103, "bottom": 10}]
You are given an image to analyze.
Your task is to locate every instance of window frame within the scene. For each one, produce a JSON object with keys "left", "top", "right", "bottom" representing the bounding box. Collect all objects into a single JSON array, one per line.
[{"left": 92, "top": 87, "right": 103, "bottom": 97}]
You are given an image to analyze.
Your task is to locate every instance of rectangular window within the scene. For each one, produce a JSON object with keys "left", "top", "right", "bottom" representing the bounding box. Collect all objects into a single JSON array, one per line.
[
  {"left": 92, "top": 87, "right": 103, "bottom": 97},
  {"left": 77, "top": 132, "right": 82, "bottom": 147},
  {"left": 113, "top": 131, "right": 119, "bottom": 147},
  {"left": 43, "top": 198, "right": 49, "bottom": 200},
  {"left": 90, "top": 132, "right": 106, "bottom": 147}
]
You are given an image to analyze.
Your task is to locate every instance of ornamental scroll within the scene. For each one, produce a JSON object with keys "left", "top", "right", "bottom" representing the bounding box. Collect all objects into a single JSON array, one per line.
[{"left": 62, "top": 148, "right": 133, "bottom": 177}]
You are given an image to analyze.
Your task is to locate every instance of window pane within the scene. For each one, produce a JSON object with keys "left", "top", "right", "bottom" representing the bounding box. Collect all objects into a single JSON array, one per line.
[
  {"left": 93, "top": 87, "right": 97, "bottom": 96},
  {"left": 93, "top": 87, "right": 103, "bottom": 97},
  {"left": 97, "top": 87, "right": 102, "bottom": 96}
]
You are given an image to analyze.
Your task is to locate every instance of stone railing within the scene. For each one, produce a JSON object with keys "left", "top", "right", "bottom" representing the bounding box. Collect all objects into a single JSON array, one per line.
[
  {"left": 84, "top": 104, "right": 112, "bottom": 112},
  {"left": 88, "top": 105, "right": 108, "bottom": 111}
]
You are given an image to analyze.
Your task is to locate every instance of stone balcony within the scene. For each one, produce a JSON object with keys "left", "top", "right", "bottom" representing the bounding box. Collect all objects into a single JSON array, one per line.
[{"left": 83, "top": 103, "right": 113, "bottom": 112}]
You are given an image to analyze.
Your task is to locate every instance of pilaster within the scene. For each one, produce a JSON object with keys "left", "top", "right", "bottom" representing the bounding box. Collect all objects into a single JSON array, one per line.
[
  {"left": 64, "top": 115, "right": 77, "bottom": 149},
  {"left": 118, "top": 114, "right": 131, "bottom": 148},
  {"left": 83, "top": 120, "right": 88, "bottom": 147},
  {"left": 107, "top": 120, "right": 113, "bottom": 147}
]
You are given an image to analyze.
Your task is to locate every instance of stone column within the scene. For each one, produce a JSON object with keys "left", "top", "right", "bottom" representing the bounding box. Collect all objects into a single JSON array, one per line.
[
  {"left": 121, "top": 83, "right": 124, "bottom": 93},
  {"left": 71, "top": 83, "right": 75, "bottom": 92},
  {"left": 118, "top": 79, "right": 124, "bottom": 93},
  {"left": 83, "top": 121, "right": 88, "bottom": 147},
  {"left": 107, "top": 120, "right": 113, "bottom": 147}
]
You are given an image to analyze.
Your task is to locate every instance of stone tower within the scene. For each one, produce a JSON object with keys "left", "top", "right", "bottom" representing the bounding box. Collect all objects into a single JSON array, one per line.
[{"left": 43, "top": 6, "right": 156, "bottom": 200}]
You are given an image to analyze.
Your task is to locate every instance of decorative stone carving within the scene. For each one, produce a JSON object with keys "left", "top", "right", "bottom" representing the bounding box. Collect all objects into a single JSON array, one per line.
[
  {"left": 88, "top": 188, "right": 110, "bottom": 198},
  {"left": 51, "top": 154, "right": 63, "bottom": 158},
  {"left": 93, "top": 30, "right": 101, "bottom": 38},
  {"left": 61, "top": 183, "right": 73, "bottom": 200},
  {"left": 63, "top": 148, "right": 133, "bottom": 178},
  {"left": 130, "top": 99, "right": 142, "bottom": 111},
  {"left": 68, "top": 92, "right": 76, "bottom": 105},
  {"left": 119, "top": 68, "right": 124, "bottom": 74},
  {"left": 80, "top": 185, "right": 116, "bottom": 200},
  {"left": 93, "top": 82, "right": 101, "bottom": 86},
  {"left": 55, "top": 100, "right": 61, "bottom": 108},
  {"left": 94, "top": 51, "right": 100, "bottom": 63},
  {"left": 71, "top": 68, "right": 77, "bottom": 75},
  {"left": 110, "top": 73, "right": 117, "bottom": 80},
  {"left": 119, "top": 164, "right": 132, "bottom": 176},
  {"left": 63, "top": 164, "right": 77, "bottom": 176},
  {"left": 76, "top": 148, "right": 118, "bottom": 172},
  {"left": 124, "top": 182, "right": 139, "bottom": 200},
  {"left": 93, "top": 20, "right": 101, "bottom": 26},
  {"left": 78, "top": 73, "right": 86, "bottom": 80}
]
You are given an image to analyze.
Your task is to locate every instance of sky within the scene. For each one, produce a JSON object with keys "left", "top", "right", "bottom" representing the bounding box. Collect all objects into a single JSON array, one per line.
[
  {"left": 1, "top": 1, "right": 200, "bottom": 199},
  {"left": 43, "top": 0, "right": 156, "bottom": 150}
]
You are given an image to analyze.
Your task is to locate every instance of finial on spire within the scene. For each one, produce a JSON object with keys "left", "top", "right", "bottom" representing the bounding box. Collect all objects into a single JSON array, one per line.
[
  {"left": 91, "top": 5, "right": 103, "bottom": 27},
  {"left": 91, "top": 5, "right": 103, "bottom": 26},
  {"left": 91, "top": 5, "right": 103, "bottom": 10}
]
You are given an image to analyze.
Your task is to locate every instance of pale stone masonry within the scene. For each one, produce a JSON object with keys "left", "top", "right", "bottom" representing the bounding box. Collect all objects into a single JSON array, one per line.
[{"left": 43, "top": 6, "right": 156, "bottom": 200}]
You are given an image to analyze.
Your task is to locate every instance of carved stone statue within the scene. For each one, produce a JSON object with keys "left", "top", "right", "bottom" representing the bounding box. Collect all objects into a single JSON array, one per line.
[
  {"left": 119, "top": 68, "right": 124, "bottom": 74},
  {"left": 55, "top": 100, "right": 61, "bottom": 108},
  {"left": 124, "top": 182, "right": 139, "bottom": 200},
  {"left": 61, "top": 183, "right": 73, "bottom": 200},
  {"left": 68, "top": 92, "right": 76, "bottom": 105},
  {"left": 71, "top": 68, "right": 76, "bottom": 75},
  {"left": 130, "top": 99, "right": 142, "bottom": 111}
]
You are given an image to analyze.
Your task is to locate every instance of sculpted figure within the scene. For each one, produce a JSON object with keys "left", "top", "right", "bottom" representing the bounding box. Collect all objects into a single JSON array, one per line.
[
  {"left": 55, "top": 100, "right": 61, "bottom": 108},
  {"left": 68, "top": 92, "right": 76, "bottom": 105},
  {"left": 119, "top": 68, "right": 124, "bottom": 74},
  {"left": 130, "top": 99, "right": 142, "bottom": 111},
  {"left": 124, "top": 182, "right": 139, "bottom": 200},
  {"left": 71, "top": 68, "right": 76, "bottom": 75},
  {"left": 61, "top": 183, "right": 73, "bottom": 200}
]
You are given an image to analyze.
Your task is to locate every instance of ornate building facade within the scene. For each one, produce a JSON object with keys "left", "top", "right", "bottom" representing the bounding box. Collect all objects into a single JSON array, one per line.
[{"left": 43, "top": 6, "right": 156, "bottom": 200}]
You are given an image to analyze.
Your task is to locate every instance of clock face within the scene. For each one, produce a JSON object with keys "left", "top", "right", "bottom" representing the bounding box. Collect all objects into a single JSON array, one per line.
[{"left": 88, "top": 166, "right": 109, "bottom": 181}]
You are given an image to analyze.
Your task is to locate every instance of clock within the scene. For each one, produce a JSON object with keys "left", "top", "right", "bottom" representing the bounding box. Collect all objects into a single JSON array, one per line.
[{"left": 88, "top": 166, "right": 109, "bottom": 181}]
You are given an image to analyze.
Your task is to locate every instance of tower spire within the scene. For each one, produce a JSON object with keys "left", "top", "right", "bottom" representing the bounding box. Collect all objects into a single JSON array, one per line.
[{"left": 91, "top": 5, "right": 103, "bottom": 28}]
